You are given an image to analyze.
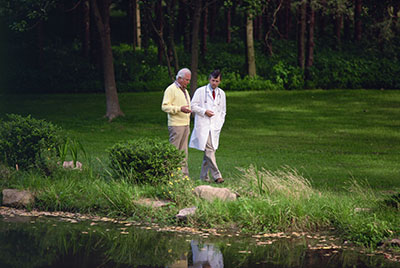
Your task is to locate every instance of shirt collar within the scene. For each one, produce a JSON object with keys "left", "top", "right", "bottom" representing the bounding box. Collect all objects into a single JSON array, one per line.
[
  {"left": 208, "top": 84, "right": 217, "bottom": 92},
  {"left": 175, "top": 81, "right": 184, "bottom": 90}
]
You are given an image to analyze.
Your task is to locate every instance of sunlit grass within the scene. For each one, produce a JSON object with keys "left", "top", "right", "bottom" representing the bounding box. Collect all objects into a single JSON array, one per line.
[
  {"left": 1, "top": 90, "right": 399, "bottom": 190},
  {"left": 1, "top": 90, "right": 400, "bottom": 247}
]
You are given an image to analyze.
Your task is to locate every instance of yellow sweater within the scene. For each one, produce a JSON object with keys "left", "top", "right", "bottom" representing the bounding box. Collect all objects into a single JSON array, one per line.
[{"left": 161, "top": 83, "right": 191, "bottom": 126}]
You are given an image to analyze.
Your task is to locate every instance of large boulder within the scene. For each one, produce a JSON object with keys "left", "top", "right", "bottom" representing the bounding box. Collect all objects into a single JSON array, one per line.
[
  {"left": 193, "top": 185, "right": 237, "bottom": 202},
  {"left": 2, "top": 189, "right": 34, "bottom": 207}
]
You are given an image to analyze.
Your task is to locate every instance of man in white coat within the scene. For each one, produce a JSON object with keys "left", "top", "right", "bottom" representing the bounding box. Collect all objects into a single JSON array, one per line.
[{"left": 189, "top": 70, "right": 226, "bottom": 183}]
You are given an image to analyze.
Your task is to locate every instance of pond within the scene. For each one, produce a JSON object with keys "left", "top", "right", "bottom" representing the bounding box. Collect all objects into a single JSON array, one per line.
[{"left": 0, "top": 208, "right": 399, "bottom": 268}]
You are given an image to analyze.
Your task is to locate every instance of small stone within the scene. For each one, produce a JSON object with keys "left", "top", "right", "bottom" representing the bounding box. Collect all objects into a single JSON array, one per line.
[{"left": 176, "top": 206, "right": 197, "bottom": 220}]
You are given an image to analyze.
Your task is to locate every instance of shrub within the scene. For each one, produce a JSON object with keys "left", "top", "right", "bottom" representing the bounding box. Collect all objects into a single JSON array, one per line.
[
  {"left": 108, "top": 138, "right": 185, "bottom": 185},
  {"left": 0, "top": 162, "right": 14, "bottom": 181},
  {"left": 0, "top": 114, "right": 63, "bottom": 171},
  {"left": 221, "top": 72, "right": 280, "bottom": 91}
]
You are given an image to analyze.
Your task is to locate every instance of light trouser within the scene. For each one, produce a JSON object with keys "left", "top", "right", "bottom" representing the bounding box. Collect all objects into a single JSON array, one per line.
[
  {"left": 200, "top": 132, "right": 222, "bottom": 180},
  {"left": 168, "top": 125, "right": 190, "bottom": 177}
]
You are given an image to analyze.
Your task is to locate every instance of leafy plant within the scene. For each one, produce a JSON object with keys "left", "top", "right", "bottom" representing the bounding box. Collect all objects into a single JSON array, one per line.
[
  {"left": 57, "top": 138, "right": 69, "bottom": 164},
  {"left": 69, "top": 139, "right": 85, "bottom": 168},
  {"left": 0, "top": 114, "right": 63, "bottom": 171},
  {"left": 108, "top": 138, "right": 185, "bottom": 185}
]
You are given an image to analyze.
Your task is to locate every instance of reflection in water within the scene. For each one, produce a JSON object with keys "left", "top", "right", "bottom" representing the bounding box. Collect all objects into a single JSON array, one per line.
[
  {"left": 191, "top": 240, "right": 223, "bottom": 268},
  {"left": 0, "top": 215, "right": 399, "bottom": 268}
]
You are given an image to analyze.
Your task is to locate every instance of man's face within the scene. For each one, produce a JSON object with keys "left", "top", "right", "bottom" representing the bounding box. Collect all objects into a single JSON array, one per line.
[
  {"left": 209, "top": 76, "right": 221, "bottom": 89},
  {"left": 178, "top": 73, "right": 191, "bottom": 89}
]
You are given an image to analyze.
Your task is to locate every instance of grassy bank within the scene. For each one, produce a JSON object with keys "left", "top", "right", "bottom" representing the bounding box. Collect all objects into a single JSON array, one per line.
[{"left": 1, "top": 90, "right": 400, "bottom": 247}]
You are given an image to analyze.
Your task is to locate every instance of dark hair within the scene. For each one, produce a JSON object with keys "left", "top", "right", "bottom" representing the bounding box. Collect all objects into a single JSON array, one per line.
[{"left": 209, "top": 69, "right": 221, "bottom": 79}]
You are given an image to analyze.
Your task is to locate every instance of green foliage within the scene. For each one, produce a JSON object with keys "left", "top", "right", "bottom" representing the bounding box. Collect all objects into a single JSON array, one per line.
[
  {"left": 0, "top": 0, "right": 57, "bottom": 32},
  {"left": 340, "top": 214, "right": 394, "bottom": 247},
  {"left": 221, "top": 73, "right": 280, "bottom": 91},
  {"left": 384, "top": 192, "right": 400, "bottom": 209},
  {"left": 113, "top": 44, "right": 172, "bottom": 92},
  {"left": 108, "top": 138, "right": 185, "bottom": 185},
  {"left": 309, "top": 48, "right": 400, "bottom": 89},
  {"left": 2, "top": 38, "right": 400, "bottom": 92},
  {"left": 0, "top": 162, "right": 14, "bottom": 182},
  {"left": 0, "top": 114, "right": 63, "bottom": 171},
  {"left": 271, "top": 61, "right": 305, "bottom": 90},
  {"left": 3, "top": 42, "right": 101, "bottom": 93},
  {"left": 160, "top": 172, "right": 195, "bottom": 205}
]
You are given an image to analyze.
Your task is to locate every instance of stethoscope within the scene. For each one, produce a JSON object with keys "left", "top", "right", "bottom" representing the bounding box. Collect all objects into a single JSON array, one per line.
[{"left": 204, "top": 84, "right": 221, "bottom": 106}]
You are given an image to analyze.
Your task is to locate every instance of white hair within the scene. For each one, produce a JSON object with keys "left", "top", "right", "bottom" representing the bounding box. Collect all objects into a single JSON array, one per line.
[{"left": 176, "top": 68, "right": 191, "bottom": 80}]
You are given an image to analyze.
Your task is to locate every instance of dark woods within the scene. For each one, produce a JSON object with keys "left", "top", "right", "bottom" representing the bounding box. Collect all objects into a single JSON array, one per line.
[{"left": 1, "top": 0, "right": 399, "bottom": 94}]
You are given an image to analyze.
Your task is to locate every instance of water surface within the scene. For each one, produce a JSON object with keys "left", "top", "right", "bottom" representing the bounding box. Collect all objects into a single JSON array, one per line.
[{"left": 0, "top": 214, "right": 399, "bottom": 268}]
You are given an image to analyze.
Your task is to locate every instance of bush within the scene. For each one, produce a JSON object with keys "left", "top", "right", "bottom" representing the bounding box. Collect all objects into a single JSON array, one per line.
[
  {"left": 221, "top": 72, "right": 280, "bottom": 91},
  {"left": 108, "top": 138, "right": 185, "bottom": 185},
  {"left": 0, "top": 114, "right": 63, "bottom": 171},
  {"left": 0, "top": 162, "right": 14, "bottom": 181}
]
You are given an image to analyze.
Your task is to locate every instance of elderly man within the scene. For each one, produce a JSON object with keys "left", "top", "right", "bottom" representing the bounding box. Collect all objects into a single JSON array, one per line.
[
  {"left": 189, "top": 69, "right": 226, "bottom": 183},
  {"left": 161, "top": 68, "right": 192, "bottom": 177}
]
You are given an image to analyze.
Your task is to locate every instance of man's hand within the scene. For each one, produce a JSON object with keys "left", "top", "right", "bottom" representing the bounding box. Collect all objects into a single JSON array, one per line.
[
  {"left": 205, "top": 110, "right": 215, "bottom": 117},
  {"left": 180, "top": 105, "right": 191, "bottom": 113}
]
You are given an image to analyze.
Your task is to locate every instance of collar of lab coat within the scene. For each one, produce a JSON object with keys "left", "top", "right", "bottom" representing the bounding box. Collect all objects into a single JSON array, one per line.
[{"left": 207, "top": 84, "right": 219, "bottom": 99}]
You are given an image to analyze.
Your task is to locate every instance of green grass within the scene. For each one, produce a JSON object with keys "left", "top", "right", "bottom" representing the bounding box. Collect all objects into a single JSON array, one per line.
[
  {"left": 1, "top": 90, "right": 400, "bottom": 247},
  {"left": 1, "top": 90, "right": 399, "bottom": 191}
]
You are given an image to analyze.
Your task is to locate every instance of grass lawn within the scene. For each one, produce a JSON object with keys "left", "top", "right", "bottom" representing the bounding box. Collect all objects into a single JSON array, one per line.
[{"left": 1, "top": 89, "right": 399, "bottom": 191}]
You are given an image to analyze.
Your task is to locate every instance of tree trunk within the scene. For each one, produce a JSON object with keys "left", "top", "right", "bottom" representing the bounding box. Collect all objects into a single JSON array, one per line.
[
  {"left": 297, "top": 0, "right": 306, "bottom": 69},
  {"left": 343, "top": 14, "right": 351, "bottom": 41},
  {"left": 283, "top": 0, "right": 291, "bottom": 39},
  {"left": 190, "top": 0, "right": 202, "bottom": 96},
  {"left": 226, "top": 7, "right": 232, "bottom": 43},
  {"left": 90, "top": 2, "right": 101, "bottom": 67},
  {"left": 208, "top": 1, "right": 218, "bottom": 40},
  {"left": 254, "top": 15, "right": 262, "bottom": 41},
  {"left": 135, "top": 0, "right": 141, "bottom": 48},
  {"left": 155, "top": 0, "right": 164, "bottom": 63},
  {"left": 201, "top": 5, "right": 208, "bottom": 56},
  {"left": 178, "top": 1, "right": 191, "bottom": 53},
  {"left": 393, "top": 3, "right": 398, "bottom": 34},
  {"left": 166, "top": 0, "right": 179, "bottom": 73},
  {"left": 128, "top": 0, "right": 141, "bottom": 49},
  {"left": 305, "top": 0, "right": 315, "bottom": 80},
  {"left": 354, "top": 0, "right": 362, "bottom": 42},
  {"left": 82, "top": 0, "right": 90, "bottom": 57},
  {"left": 246, "top": 13, "right": 256, "bottom": 77},
  {"left": 318, "top": 0, "right": 327, "bottom": 37},
  {"left": 37, "top": 20, "right": 44, "bottom": 68},
  {"left": 145, "top": 1, "right": 173, "bottom": 80},
  {"left": 90, "top": 0, "right": 124, "bottom": 121},
  {"left": 264, "top": 1, "right": 283, "bottom": 56},
  {"left": 334, "top": 14, "right": 342, "bottom": 47}
]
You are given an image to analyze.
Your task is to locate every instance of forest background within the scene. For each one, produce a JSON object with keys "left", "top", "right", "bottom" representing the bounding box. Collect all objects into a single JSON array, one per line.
[{"left": 1, "top": 0, "right": 399, "bottom": 121}]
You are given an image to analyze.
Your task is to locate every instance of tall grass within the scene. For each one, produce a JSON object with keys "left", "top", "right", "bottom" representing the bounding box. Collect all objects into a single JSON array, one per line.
[
  {"left": 189, "top": 167, "right": 400, "bottom": 246},
  {"left": 235, "top": 165, "right": 313, "bottom": 199}
]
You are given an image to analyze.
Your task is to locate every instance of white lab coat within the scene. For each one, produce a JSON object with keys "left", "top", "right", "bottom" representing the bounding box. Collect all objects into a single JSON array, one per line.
[
  {"left": 191, "top": 240, "right": 224, "bottom": 268},
  {"left": 189, "top": 84, "right": 226, "bottom": 151}
]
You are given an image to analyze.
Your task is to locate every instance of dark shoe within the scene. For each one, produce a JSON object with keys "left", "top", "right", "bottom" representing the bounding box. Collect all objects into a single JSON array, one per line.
[
  {"left": 215, "top": 178, "right": 224, "bottom": 184},
  {"left": 201, "top": 178, "right": 212, "bottom": 183}
]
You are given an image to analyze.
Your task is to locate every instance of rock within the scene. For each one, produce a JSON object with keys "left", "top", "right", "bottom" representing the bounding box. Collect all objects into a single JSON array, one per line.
[
  {"left": 133, "top": 198, "right": 170, "bottom": 208},
  {"left": 176, "top": 206, "right": 197, "bottom": 220},
  {"left": 193, "top": 185, "right": 237, "bottom": 202},
  {"left": 380, "top": 238, "right": 400, "bottom": 248},
  {"left": 2, "top": 189, "right": 34, "bottom": 207},
  {"left": 63, "top": 161, "right": 83, "bottom": 170}
]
